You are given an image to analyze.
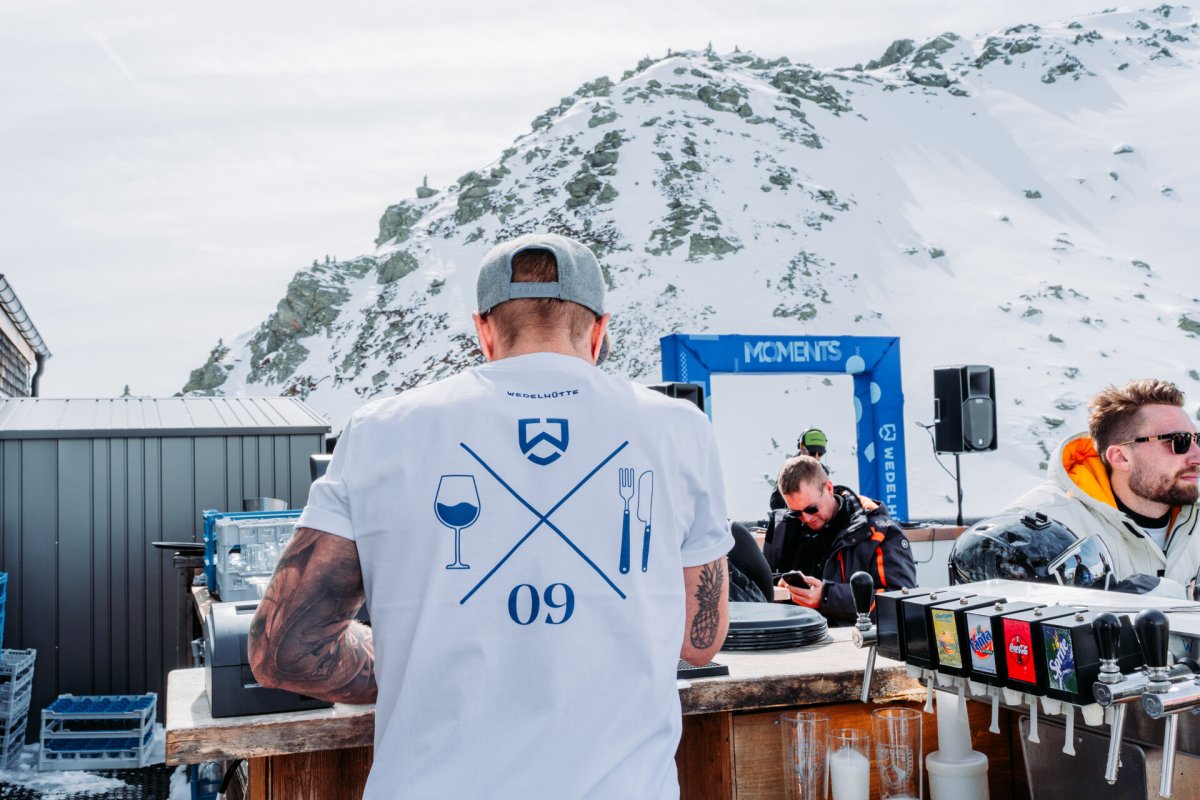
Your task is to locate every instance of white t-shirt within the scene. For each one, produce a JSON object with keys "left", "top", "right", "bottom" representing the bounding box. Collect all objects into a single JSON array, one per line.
[
  {"left": 1144, "top": 522, "right": 1170, "bottom": 552},
  {"left": 300, "top": 352, "right": 731, "bottom": 799}
]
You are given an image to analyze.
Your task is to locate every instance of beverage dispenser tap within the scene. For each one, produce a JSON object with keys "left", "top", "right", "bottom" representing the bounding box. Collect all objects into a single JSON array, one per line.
[
  {"left": 1091, "top": 612, "right": 1146, "bottom": 784},
  {"left": 849, "top": 571, "right": 877, "bottom": 703},
  {"left": 1136, "top": 608, "right": 1200, "bottom": 799}
]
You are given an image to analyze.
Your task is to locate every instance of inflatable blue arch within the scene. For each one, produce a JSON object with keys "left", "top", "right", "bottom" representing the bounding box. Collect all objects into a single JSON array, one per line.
[{"left": 660, "top": 334, "right": 909, "bottom": 521}]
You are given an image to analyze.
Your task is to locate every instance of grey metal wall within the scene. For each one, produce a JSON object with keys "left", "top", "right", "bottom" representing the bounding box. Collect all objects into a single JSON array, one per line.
[{"left": 0, "top": 432, "right": 323, "bottom": 732}]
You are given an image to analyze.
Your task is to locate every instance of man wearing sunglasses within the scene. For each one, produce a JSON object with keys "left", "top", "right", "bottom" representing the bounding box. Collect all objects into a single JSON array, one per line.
[
  {"left": 1007, "top": 378, "right": 1200, "bottom": 597},
  {"left": 763, "top": 454, "right": 917, "bottom": 624}
]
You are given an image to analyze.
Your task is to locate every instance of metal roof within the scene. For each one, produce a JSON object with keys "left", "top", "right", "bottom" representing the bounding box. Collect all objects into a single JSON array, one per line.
[
  {"left": 0, "top": 396, "right": 330, "bottom": 439},
  {"left": 0, "top": 275, "right": 50, "bottom": 357}
]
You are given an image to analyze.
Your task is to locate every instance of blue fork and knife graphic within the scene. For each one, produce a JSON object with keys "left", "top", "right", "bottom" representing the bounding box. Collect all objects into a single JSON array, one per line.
[{"left": 618, "top": 468, "right": 654, "bottom": 573}]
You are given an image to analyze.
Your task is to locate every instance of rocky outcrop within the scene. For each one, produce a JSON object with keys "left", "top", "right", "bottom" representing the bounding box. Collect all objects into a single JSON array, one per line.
[
  {"left": 866, "top": 39, "right": 915, "bottom": 70},
  {"left": 180, "top": 341, "right": 232, "bottom": 395},
  {"left": 376, "top": 201, "right": 422, "bottom": 247},
  {"left": 244, "top": 257, "right": 372, "bottom": 386}
]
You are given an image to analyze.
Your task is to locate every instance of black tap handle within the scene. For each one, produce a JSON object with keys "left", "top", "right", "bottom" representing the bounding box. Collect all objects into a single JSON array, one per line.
[
  {"left": 850, "top": 571, "right": 874, "bottom": 617},
  {"left": 1135, "top": 608, "right": 1170, "bottom": 669},
  {"left": 1093, "top": 612, "right": 1123, "bottom": 662}
]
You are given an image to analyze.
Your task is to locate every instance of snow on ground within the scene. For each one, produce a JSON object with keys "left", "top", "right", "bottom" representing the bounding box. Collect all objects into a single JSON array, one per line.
[
  {"left": 166, "top": 765, "right": 191, "bottom": 800},
  {"left": 0, "top": 748, "right": 130, "bottom": 798},
  {"left": 0, "top": 725, "right": 190, "bottom": 800}
]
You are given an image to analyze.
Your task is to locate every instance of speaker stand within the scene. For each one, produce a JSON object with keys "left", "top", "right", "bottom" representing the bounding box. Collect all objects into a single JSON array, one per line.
[{"left": 954, "top": 453, "right": 964, "bottom": 527}]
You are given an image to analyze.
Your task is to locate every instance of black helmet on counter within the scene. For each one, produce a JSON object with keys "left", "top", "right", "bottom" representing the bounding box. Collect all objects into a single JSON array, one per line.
[{"left": 947, "top": 511, "right": 1113, "bottom": 590}]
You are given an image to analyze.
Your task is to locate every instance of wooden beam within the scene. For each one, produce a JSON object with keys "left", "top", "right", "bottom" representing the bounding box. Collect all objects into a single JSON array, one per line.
[{"left": 678, "top": 712, "right": 734, "bottom": 800}]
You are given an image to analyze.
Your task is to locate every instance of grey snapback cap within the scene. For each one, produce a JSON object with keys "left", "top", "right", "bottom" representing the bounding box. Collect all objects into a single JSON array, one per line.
[{"left": 476, "top": 233, "right": 606, "bottom": 316}]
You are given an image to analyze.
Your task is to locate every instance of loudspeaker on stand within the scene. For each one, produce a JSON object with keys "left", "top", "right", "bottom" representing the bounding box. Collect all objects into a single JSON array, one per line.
[{"left": 933, "top": 365, "right": 997, "bottom": 454}]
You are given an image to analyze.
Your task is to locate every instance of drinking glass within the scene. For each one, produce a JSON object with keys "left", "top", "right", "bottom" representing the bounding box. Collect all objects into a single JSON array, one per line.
[
  {"left": 262, "top": 541, "right": 281, "bottom": 571},
  {"left": 244, "top": 543, "right": 265, "bottom": 573},
  {"left": 827, "top": 728, "right": 871, "bottom": 800},
  {"left": 781, "top": 710, "right": 829, "bottom": 800},
  {"left": 225, "top": 551, "right": 246, "bottom": 588},
  {"left": 435, "top": 474, "right": 480, "bottom": 569},
  {"left": 872, "top": 707, "right": 922, "bottom": 800}
]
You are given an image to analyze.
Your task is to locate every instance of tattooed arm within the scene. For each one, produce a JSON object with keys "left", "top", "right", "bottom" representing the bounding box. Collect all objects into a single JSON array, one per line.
[
  {"left": 680, "top": 556, "right": 729, "bottom": 666},
  {"left": 247, "top": 527, "right": 377, "bottom": 705}
]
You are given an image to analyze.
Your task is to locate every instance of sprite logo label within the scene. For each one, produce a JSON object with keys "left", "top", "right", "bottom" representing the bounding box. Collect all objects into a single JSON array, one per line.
[{"left": 1044, "top": 626, "right": 1078, "bottom": 695}]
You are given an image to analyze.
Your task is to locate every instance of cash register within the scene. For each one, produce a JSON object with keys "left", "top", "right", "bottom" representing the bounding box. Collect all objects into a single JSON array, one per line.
[{"left": 205, "top": 600, "right": 334, "bottom": 718}]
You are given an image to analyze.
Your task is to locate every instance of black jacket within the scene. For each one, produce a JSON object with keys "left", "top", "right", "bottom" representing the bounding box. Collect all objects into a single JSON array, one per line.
[{"left": 763, "top": 486, "right": 917, "bottom": 626}]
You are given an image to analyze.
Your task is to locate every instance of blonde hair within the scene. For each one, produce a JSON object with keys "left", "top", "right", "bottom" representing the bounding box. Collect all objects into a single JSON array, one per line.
[{"left": 776, "top": 455, "right": 827, "bottom": 496}]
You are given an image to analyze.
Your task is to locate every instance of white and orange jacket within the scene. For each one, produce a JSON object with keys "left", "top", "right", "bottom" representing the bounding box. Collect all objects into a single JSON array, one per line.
[{"left": 1007, "top": 432, "right": 1200, "bottom": 598}]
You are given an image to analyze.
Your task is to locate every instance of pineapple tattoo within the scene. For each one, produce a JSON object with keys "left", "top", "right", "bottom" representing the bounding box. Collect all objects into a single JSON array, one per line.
[{"left": 691, "top": 560, "right": 725, "bottom": 649}]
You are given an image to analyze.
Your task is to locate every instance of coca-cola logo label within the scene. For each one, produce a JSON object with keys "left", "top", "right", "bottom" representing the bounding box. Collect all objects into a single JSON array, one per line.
[{"left": 1003, "top": 618, "right": 1038, "bottom": 684}]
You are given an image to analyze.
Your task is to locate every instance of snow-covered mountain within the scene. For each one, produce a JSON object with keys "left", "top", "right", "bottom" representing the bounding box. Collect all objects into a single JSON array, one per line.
[{"left": 184, "top": 6, "right": 1200, "bottom": 520}]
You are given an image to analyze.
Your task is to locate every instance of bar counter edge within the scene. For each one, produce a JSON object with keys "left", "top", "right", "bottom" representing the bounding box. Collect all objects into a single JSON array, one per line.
[{"left": 165, "top": 629, "right": 920, "bottom": 765}]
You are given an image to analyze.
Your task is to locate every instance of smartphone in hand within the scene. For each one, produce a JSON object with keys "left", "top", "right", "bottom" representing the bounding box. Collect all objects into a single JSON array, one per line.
[{"left": 780, "top": 570, "right": 808, "bottom": 587}]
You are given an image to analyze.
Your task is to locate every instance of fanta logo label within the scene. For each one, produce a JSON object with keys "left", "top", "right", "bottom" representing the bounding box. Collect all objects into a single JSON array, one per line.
[{"left": 970, "top": 627, "right": 994, "bottom": 659}]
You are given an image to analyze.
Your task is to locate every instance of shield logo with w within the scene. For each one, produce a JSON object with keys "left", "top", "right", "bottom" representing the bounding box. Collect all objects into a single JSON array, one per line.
[{"left": 518, "top": 418, "right": 570, "bottom": 465}]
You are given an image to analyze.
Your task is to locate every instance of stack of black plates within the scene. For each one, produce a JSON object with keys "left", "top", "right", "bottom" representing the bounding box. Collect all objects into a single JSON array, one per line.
[{"left": 721, "top": 602, "right": 829, "bottom": 651}]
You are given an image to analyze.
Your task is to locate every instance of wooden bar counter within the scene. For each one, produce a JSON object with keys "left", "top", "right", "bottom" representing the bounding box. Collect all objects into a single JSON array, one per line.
[{"left": 167, "top": 629, "right": 1018, "bottom": 799}]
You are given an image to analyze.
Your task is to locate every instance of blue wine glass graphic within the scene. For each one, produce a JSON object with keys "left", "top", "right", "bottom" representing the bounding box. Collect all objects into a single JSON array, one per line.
[{"left": 435, "top": 474, "right": 480, "bottom": 570}]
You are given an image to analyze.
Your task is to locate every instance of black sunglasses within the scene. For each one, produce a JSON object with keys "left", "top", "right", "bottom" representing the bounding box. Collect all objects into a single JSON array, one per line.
[
  {"left": 1116, "top": 431, "right": 1200, "bottom": 456},
  {"left": 787, "top": 503, "right": 821, "bottom": 518}
]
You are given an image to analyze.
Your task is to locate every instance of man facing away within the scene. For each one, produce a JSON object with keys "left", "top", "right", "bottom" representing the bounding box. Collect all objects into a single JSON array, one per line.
[
  {"left": 765, "top": 455, "right": 916, "bottom": 625},
  {"left": 247, "top": 233, "right": 732, "bottom": 799},
  {"left": 1006, "top": 378, "right": 1200, "bottom": 596}
]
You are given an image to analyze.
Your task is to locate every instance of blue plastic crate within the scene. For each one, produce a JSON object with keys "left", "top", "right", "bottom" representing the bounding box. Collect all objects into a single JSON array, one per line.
[
  {"left": 44, "top": 694, "right": 155, "bottom": 715},
  {"left": 38, "top": 692, "right": 157, "bottom": 771},
  {"left": 202, "top": 509, "right": 300, "bottom": 592},
  {"left": 43, "top": 728, "right": 152, "bottom": 753}
]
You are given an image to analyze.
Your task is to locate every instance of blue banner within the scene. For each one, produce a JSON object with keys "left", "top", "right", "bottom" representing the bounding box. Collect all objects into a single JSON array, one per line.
[{"left": 660, "top": 334, "right": 909, "bottom": 521}]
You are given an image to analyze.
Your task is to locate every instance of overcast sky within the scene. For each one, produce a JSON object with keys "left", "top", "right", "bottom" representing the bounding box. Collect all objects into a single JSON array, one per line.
[{"left": 2, "top": 0, "right": 1112, "bottom": 398}]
